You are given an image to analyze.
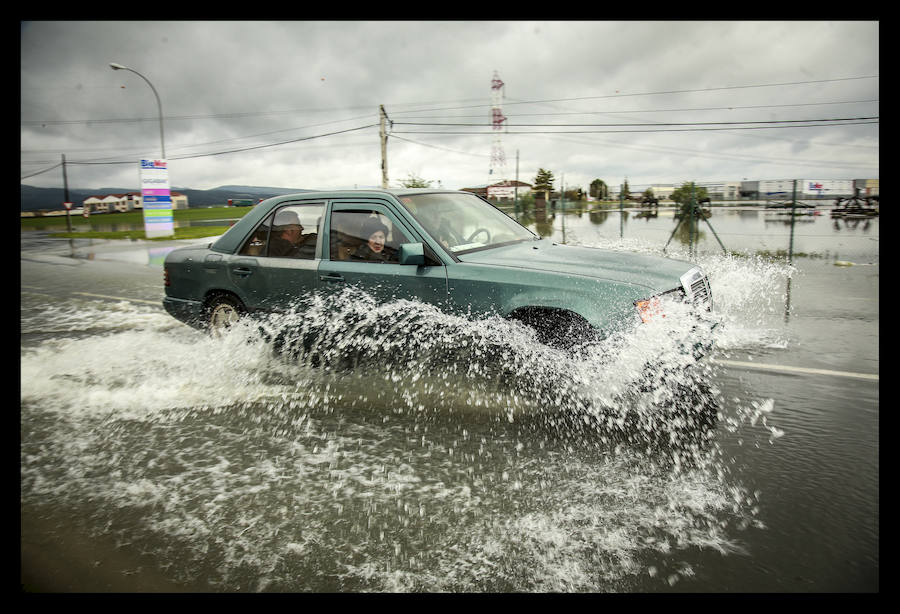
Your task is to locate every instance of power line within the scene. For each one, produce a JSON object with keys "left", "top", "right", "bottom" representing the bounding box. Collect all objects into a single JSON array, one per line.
[
  {"left": 503, "top": 76, "right": 879, "bottom": 106},
  {"left": 388, "top": 76, "right": 879, "bottom": 117},
  {"left": 516, "top": 99, "right": 879, "bottom": 117},
  {"left": 20, "top": 123, "right": 378, "bottom": 178},
  {"left": 22, "top": 82, "right": 879, "bottom": 179},
  {"left": 389, "top": 99, "right": 879, "bottom": 122},
  {"left": 20, "top": 99, "right": 484, "bottom": 127},
  {"left": 389, "top": 134, "right": 490, "bottom": 158},
  {"left": 21, "top": 76, "right": 878, "bottom": 126},
  {"left": 21, "top": 162, "right": 62, "bottom": 180},
  {"left": 393, "top": 116, "right": 878, "bottom": 128},
  {"left": 512, "top": 131, "right": 876, "bottom": 170},
  {"left": 393, "top": 120, "right": 878, "bottom": 135},
  {"left": 93, "top": 123, "right": 376, "bottom": 163}
]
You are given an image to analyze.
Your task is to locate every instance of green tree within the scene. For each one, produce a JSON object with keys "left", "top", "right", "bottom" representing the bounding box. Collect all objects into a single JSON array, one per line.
[
  {"left": 564, "top": 188, "right": 584, "bottom": 201},
  {"left": 622, "top": 179, "right": 631, "bottom": 201},
  {"left": 533, "top": 168, "right": 555, "bottom": 194},
  {"left": 400, "top": 172, "right": 433, "bottom": 188},
  {"left": 670, "top": 182, "right": 709, "bottom": 206},
  {"left": 589, "top": 179, "right": 608, "bottom": 199}
]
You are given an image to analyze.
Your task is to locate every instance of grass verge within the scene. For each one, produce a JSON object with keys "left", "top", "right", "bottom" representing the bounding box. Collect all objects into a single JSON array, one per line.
[{"left": 46, "top": 226, "right": 232, "bottom": 241}]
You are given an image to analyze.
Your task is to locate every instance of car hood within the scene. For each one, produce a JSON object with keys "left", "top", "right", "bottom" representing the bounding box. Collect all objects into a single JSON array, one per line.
[{"left": 456, "top": 240, "right": 694, "bottom": 292}]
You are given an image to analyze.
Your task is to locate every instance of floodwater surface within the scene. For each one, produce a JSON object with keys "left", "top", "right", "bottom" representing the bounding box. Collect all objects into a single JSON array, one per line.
[{"left": 20, "top": 209, "right": 878, "bottom": 592}]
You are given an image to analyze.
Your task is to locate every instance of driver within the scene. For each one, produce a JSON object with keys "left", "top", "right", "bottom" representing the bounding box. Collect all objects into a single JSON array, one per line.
[
  {"left": 268, "top": 209, "right": 316, "bottom": 258},
  {"left": 418, "top": 207, "right": 457, "bottom": 250},
  {"left": 435, "top": 219, "right": 456, "bottom": 250}
]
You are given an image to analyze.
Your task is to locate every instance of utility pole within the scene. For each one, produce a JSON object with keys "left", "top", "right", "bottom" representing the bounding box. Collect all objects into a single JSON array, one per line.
[
  {"left": 514, "top": 149, "right": 520, "bottom": 220},
  {"left": 379, "top": 105, "right": 389, "bottom": 189},
  {"left": 560, "top": 173, "right": 566, "bottom": 244},
  {"left": 619, "top": 184, "right": 624, "bottom": 238},
  {"left": 62, "top": 154, "right": 72, "bottom": 232},
  {"left": 784, "top": 178, "right": 798, "bottom": 323},
  {"left": 688, "top": 181, "right": 702, "bottom": 258},
  {"left": 788, "top": 179, "right": 798, "bottom": 263}
]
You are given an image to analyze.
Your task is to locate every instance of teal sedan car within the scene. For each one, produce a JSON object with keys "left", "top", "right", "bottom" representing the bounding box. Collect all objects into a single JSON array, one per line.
[{"left": 163, "top": 189, "right": 712, "bottom": 348}]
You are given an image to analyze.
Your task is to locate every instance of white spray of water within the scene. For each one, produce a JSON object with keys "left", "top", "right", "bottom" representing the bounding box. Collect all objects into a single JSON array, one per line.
[{"left": 21, "top": 248, "right": 785, "bottom": 591}]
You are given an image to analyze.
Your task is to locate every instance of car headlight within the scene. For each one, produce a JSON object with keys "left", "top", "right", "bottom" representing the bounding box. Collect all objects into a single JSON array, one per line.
[
  {"left": 634, "top": 296, "right": 665, "bottom": 323},
  {"left": 634, "top": 276, "right": 708, "bottom": 324}
]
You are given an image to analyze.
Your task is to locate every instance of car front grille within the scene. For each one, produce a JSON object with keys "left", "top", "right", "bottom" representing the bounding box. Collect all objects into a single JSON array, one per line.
[{"left": 680, "top": 267, "right": 713, "bottom": 310}]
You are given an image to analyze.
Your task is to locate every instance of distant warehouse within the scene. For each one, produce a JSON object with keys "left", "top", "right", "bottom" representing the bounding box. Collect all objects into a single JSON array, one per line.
[{"left": 739, "top": 179, "right": 875, "bottom": 199}]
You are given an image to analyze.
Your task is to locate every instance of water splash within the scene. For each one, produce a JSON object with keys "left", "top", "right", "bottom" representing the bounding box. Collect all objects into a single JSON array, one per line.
[{"left": 21, "top": 248, "right": 784, "bottom": 591}]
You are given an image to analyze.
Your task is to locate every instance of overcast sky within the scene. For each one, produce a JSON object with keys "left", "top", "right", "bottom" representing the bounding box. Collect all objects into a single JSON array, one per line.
[{"left": 21, "top": 20, "right": 879, "bottom": 194}]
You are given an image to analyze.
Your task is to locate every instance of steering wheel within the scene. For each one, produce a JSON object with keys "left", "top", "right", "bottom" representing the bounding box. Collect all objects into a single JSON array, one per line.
[{"left": 466, "top": 227, "right": 491, "bottom": 244}]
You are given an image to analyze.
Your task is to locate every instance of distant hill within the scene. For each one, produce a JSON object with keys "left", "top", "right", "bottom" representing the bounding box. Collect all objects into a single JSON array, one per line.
[{"left": 20, "top": 184, "right": 315, "bottom": 212}]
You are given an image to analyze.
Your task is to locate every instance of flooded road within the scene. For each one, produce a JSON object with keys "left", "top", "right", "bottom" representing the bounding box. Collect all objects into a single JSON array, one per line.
[{"left": 20, "top": 210, "right": 878, "bottom": 592}]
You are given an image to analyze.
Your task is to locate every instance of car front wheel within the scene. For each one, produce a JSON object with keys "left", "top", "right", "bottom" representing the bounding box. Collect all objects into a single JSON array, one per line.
[{"left": 509, "top": 308, "right": 595, "bottom": 351}]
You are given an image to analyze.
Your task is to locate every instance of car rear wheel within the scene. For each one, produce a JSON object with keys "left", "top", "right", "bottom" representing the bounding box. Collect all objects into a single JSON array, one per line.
[{"left": 205, "top": 293, "right": 245, "bottom": 335}]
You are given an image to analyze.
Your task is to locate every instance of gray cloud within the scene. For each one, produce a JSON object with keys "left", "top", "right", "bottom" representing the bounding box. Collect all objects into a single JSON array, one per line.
[{"left": 21, "top": 20, "right": 879, "bottom": 192}]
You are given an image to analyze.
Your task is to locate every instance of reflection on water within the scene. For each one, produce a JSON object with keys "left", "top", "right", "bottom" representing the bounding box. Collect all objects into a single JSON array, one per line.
[{"left": 508, "top": 205, "right": 878, "bottom": 262}]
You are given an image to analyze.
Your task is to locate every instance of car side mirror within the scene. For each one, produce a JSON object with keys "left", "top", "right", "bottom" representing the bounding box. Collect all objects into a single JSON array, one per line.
[{"left": 398, "top": 242, "right": 425, "bottom": 265}]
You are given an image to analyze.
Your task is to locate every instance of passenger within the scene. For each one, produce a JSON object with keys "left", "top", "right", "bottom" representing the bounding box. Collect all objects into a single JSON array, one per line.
[
  {"left": 352, "top": 218, "right": 391, "bottom": 262},
  {"left": 268, "top": 210, "right": 316, "bottom": 258}
]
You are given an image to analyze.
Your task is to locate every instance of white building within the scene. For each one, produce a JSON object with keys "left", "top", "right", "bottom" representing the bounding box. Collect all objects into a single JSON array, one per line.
[
  {"left": 703, "top": 181, "right": 742, "bottom": 200},
  {"left": 647, "top": 184, "right": 676, "bottom": 200},
  {"left": 82, "top": 193, "right": 136, "bottom": 213},
  {"left": 462, "top": 180, "right": 532, "bottom": 201},
  {"left": 853, "top": 179, "right": 879, "bottom": 196},
  {"left": 82, "top": 191, "right": 188, "bottom": 213},
  {"left": 741, "top": 179, "right": 856, "bottom": 199}
]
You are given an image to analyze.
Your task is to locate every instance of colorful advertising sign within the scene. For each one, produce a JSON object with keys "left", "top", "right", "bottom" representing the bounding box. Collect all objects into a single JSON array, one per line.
[
  {"left": 139, "top": 158, "right": 174, "bottom": 238},
  {"left": 801, "top": 180, "right": 853, "bottom": 197},
  {"left": 487, "top": 186, "right": 517, "bottom": 200}
]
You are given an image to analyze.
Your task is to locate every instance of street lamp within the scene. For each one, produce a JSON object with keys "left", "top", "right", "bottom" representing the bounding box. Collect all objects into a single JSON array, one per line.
[{"left": 109, "top": 62, "right": 166, "bottom": 159}]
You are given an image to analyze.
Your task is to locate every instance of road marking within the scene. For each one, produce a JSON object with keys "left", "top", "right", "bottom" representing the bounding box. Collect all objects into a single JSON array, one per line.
[
  {"left": 712, "top": 359, "right": 878, "bottom": 381},
  {"left": 72, "top": 292, "right": 161, "bottom": 306}
]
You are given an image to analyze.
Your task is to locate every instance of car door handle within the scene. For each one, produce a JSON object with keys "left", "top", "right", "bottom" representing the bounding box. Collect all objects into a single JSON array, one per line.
[
  {"left": 319, "top": 273, "right": 344, "bottom": 283},
  {"left": 232, "top": 267, "right": 253, "bottom": 277}
]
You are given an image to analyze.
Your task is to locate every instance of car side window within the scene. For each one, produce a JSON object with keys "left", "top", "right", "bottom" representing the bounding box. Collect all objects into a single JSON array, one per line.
[
  {"left": 329, "top": 209, "right": 410, "bottom": 263},
  {"left": 240, "top": 203, "right": 324, "bottom": 259},
  {"left": 238, "top": 212, "right": 272, "bottom": 256}
]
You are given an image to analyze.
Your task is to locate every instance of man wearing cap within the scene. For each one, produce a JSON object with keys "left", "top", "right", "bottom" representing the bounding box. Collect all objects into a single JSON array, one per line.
[{"left": 269, "top": 209, "right": 316, "bottom": 258}]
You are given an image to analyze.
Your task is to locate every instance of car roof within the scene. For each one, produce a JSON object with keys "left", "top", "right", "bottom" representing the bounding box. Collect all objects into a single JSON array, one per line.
[{"left": 268, "top": 188, "right": 468, "bottom": 201}]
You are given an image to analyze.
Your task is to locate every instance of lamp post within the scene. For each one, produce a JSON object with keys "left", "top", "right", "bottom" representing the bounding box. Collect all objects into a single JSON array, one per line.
[{"left": 109, "top": 62, "right": 165, "bottom": 159}]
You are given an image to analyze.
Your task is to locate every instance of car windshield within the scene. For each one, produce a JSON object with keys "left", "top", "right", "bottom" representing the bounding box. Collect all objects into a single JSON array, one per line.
[{"left": 398, "top": 192, "right": 537, "bottom": 254}]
